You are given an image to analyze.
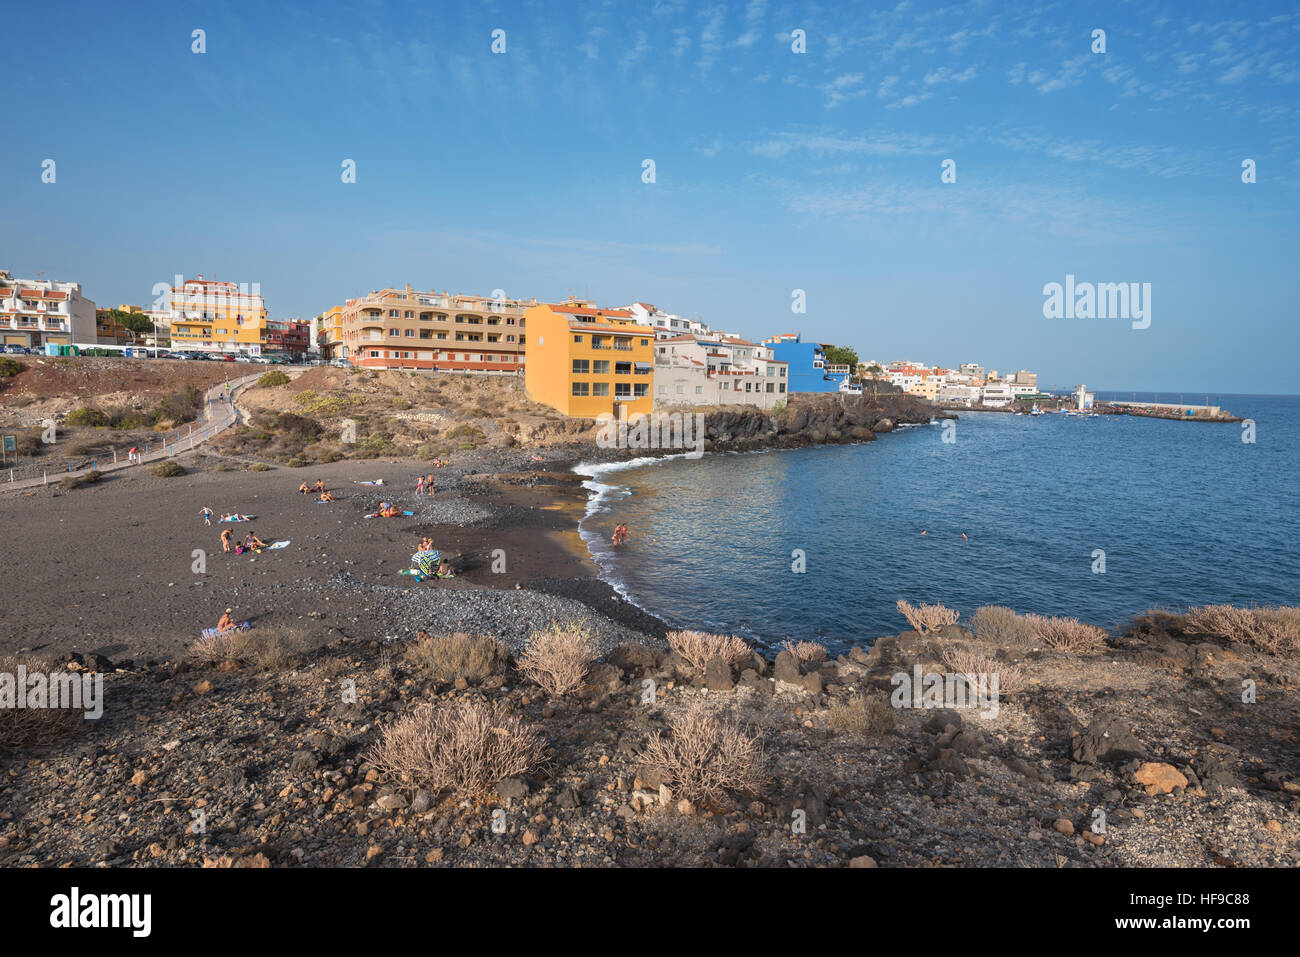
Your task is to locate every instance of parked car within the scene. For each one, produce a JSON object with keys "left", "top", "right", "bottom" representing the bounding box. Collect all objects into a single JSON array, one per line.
[{"left": 3, "top": 344, "right": 28, "bottom": 355}]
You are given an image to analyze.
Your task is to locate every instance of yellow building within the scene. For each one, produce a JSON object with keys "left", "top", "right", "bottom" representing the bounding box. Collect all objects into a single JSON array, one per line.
[
  {"left": 167, "top": 276, "right": 268, "bottom": 354},
  {"left": 524, "top": 299, "right": 655, "bottom": 417},
  {"left": 316, "top": 305, "right": 344, "bottom": 359}
]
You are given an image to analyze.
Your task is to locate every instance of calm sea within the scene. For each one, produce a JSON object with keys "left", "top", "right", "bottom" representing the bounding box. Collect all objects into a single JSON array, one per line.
[{"left": 575, "top": 394, "right": 1299, "bottom": 654}]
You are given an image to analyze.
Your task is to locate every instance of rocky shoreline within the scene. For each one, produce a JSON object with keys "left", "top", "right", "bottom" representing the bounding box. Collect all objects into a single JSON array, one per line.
[{"left": 3, "top": 391, "right": 1295, "bottom": 868}]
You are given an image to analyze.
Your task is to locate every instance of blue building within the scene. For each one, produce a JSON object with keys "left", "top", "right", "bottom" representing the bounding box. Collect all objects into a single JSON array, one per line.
[{"left": 761, "top": 333, "right": 850, "bottom": 393}]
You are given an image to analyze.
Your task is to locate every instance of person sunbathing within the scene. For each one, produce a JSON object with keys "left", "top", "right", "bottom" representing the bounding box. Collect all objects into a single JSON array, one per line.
[
  {"left": 319, "top": 490, "right": 336, "bottom": 502},
  {"left": 312, "top": 480, "right": 325, "bottom": 492},
  {"left": 436, "top": 557, "right": 455, "bottom": 578},
  {"left": 216, "top": 609, "right": 235, "bottom": 633},
  {"left": 243, "top": 532, "right": 269, "bottom": 550},
  {"left": 378, "top": 503, "right": 400, "bottom": 518},
  {"left": 298, "top": 482, "right": 310, "bottom": 494},
  {"left": 220, "top": 529, "right": 234, "bottom": 553}
]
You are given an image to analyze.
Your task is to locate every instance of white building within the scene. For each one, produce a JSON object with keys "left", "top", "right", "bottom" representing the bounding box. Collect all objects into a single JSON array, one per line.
[
  {"left": 653, "top": 332, "right": 788, "bottom": 409},
  {"left": 624, "top": 302, "right": 709, "bottom": 341},
  {"left": 0, "top": 270, "right": 96, "bottom": 350},
  {"left": 981, "top": 383, "right": 1015, "bottom": 408}
]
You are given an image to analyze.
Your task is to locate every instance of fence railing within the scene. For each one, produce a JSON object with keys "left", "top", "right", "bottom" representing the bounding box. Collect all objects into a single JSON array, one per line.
[{"left": 1, "top": 373, "right": 259, "bottom": 491}]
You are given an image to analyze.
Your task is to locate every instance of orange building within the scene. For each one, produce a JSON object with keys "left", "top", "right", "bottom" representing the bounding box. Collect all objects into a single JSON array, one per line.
[{"left": 523, "top": 299, "right": 655, "bottom": 417}]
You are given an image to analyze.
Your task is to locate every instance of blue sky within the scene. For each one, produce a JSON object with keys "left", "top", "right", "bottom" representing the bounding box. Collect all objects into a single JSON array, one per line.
[{"left": 4, "top": 0, "right": 1298, "bottom": 393}]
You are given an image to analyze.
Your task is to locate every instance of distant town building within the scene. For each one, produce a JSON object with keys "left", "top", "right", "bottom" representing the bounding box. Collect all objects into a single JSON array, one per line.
[
  {"left": 0, "top": 270, "right": 96, "bottom": 350},
  {"left": 524, "top": 298, "right": 655, "bottom": 417}
]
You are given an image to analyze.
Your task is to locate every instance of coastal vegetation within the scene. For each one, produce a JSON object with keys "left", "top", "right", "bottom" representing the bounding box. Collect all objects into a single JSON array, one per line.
[
  {"left": 518, "top": 622, "right": 600, "bottom": 697},
  {"left": 896, "top": 599, "right": 961, "bottom": 635},
  {"left": 367, "top": 700, "right": 547, "bottom": 798},
  {"left": 667, "top": 630, "right": 751, "bottom": 669}
]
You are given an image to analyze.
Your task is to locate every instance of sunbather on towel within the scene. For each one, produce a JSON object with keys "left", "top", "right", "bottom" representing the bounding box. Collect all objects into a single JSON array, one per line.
[
  {"left": 436, "top": 557, "right": 456, "bottom": 579},
  {"left": 298, "top": 482, "right": 310, "bottom": 494},
  {"left": 319, "top": 490, "right": 336, "bottom": 502},
  {"left": 217, "top": 608, "right": 236, "bottom": 633},
  {"left": 243, "top": 531, "right": 269, "bottom": 550}
]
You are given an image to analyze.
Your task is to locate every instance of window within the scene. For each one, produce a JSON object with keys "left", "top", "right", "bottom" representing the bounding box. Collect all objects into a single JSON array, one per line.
[
  {"left": 405, "top": 329, "right": 414, "bottom": 336},
  {"left": 766, "top": 382, "right": 774, "bottom": 393},
  {"left": 573, "top": 335, "right": 583, "bottom": 343},
  {"left": 389, "top": 328, "right": 400, "bottom": 337},
  {"left": 695, "top": 385, "right": 703, "bottom": 395},
  {"left": 745, "top": 383, "right": 752, "bottom": 392},
  {"left": 657, "top": 385, "right": 667, "bottom": 394},
  {"left": 507, "top": 335, "right": 515, "bottom": 342},
  {"left": 389, "top": 310, "right": 399, "bottom": 318},
  {"left": 590, "top": 336, "right": 604, "bottom": 349},
  {"left": 676, "top": 385, "right": 684, "bottom": 394},
  {"left": 404, "top": 311, "right": 414, "bottom": 319},
  {"left": 615, "top": 362, "right": 631, "bottom": 375},
  {"left": 634, "top": 383, "right": 648, "bottom": 397},
  {"left": 593, "top": 382, "right": 609, "bottom": 396},
  {"left": 592, "top": 359, "right": 609, "bottom": 374},
  {"left": 615, "top": 383, "right": 631, "bottom": 397},
  {"left": 572, "top": 359, "right": 590, "bottom": 374},
  {"left": 571, "top": 382, "right": 589, "bottom": 396},
  {"left": 779, "top": 384, "right": 786, "bottom": 393},
  {"left": 641, "top": 339, "right": 649, "bottom": 346}
]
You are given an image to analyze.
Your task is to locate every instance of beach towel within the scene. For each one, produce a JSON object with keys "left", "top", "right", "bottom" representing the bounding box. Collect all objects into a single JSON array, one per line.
[
  {"left": 363, "top": 510, "right": 414, "bottom": 519},
  {"left": 356, "top": 479, "right": 385, "bottom": 486},
  {"left": 220, "top": 515, "right": 256, "bottom": 522},
  {"left": 268, "top": 540, "right": 291, "bottom": 549},
  {"left": 200, "top": 621, "right": 250, "bottom": 640}
]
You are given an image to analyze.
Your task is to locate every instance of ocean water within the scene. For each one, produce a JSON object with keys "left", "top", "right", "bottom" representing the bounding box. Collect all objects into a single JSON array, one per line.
[{"left": 575, "top": 394, "right": 1299, "bottom": 654}]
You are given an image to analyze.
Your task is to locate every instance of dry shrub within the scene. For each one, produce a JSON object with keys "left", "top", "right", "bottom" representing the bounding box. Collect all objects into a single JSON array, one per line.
[
  {"left": 827, "top": 694, "right": 895, "bottom": 735},
  {"left": 666, "top": 630, "right": 751, "bottom": 670},
  {"left": 404, "top": 632, "right": 507, "bottom": 685},
  {"left": 940, "top": 646, "right": 1026, "bottom": 694},
  {"left": 896, "top": 599, "right": 960, "bottom": 636},
  {"left": 188, "top": 627, "right": 307, "bottom": 671},
  {"left": 969, "top": 605, "right": 1035, "bottom": 644},
  {"left": 366, "top": 700, "right": 545, "bottom": 798},
  {"left": 1022, "top": 614, "right": 1108, "bottom": 653},
  {"left": 0, "top": 656, "right": 88, "bottom": 751},
  {"left": 1186, "top": 604, "right": 1300, "bottom": 657},
  {"left": 518, "top": 622, "right": 599, "bottom": 697},
  {"left": 780, "top": 639, "right": 828, "bottom": 664},
  {"left": 642, "top": 703, "right": 766, "bottom": 804}
]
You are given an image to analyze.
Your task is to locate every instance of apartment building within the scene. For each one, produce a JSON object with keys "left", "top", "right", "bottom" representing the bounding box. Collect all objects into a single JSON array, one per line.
[
  {"left": 524, "top": 299, "right": 654, "bottom": 417},
  {"left": 760, "top": 333, "right": 848, "bottom": 393},
  {"left": 653, "top": 333, "right": 788, "bottom": 409},
  {"left": 338, "top": 285, "right": 533, "bottom": 373},
  {"left": 0, "top": 271, "right": 96, "bottom": 349},
  {"left": 316, "top": 305, "right": 344, "bottom": 359},
  {"left": 264, "top": 318, "right": 311, "bottom": 356},
  {"left": 167, "top": 276, "right": 268, "bottom": 354}
]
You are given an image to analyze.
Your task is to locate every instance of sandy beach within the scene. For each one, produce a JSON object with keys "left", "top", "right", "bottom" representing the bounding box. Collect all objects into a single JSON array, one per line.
[{"left": 0, "top": 446, "right": 665, "bottom": 663}]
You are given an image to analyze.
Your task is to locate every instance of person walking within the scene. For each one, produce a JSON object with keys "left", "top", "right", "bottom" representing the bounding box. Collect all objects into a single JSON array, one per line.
[{"left": 201, "top": 506, "right": 213, "bottom": 526}]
